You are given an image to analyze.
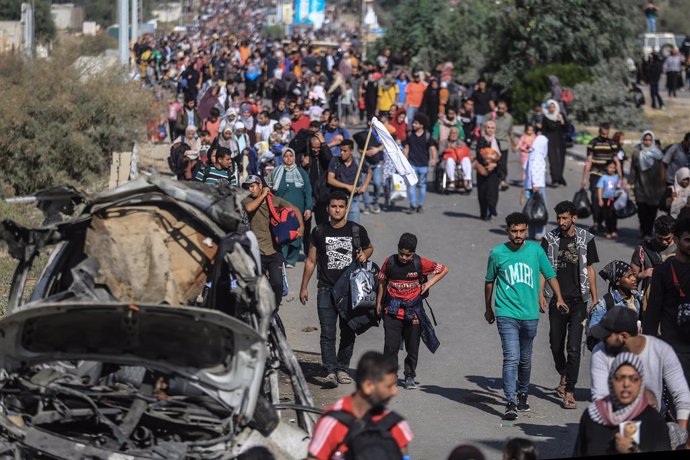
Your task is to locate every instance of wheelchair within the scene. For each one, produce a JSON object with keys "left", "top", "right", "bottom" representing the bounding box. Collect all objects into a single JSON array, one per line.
[{"left": 435, "top": 158, "right": 472, "bottom": 195}]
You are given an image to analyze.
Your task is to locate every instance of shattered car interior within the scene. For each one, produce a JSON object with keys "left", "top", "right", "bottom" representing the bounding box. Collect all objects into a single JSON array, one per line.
[{"left": 0, "top": 177, "right": 316, "bottom": 459}]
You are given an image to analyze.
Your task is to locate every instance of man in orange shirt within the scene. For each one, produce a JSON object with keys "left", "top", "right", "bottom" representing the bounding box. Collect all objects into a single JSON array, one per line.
[{"left": 405, "top": 73, "right": 427, "bottom": 125}]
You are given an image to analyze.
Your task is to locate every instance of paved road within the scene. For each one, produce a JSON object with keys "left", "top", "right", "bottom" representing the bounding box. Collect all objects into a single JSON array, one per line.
[{"left": 280, "top": 149, "right": 644, "bottom": 460}]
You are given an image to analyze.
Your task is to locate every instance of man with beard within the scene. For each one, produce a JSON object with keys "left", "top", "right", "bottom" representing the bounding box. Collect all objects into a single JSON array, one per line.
[
  {"left": 485, "top": 212, "right": 567, "bottom": 420},
  {"left": 458, "top": 98, "right": 477, "bottom": 145},
  {"left": 589, "top": 306, "right": 690, "bottom": 438},
  {"left": 307, "top": 351, "right": 413, "bottom": 460},
  {"left": 432, "top": 106, "right": 465, "bottom": 146},
  {"left": 541, "top": 201, "right": 599, "bottom": 410},
  {"left": 630, "top": 215, "right": 676, "bottom": 294},
  {"left": 644, "top": 218, "right": 690, "bottom": 381}
]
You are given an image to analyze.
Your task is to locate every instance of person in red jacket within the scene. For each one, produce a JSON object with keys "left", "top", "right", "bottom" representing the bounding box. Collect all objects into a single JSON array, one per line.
[{"left": 376, "top": 233, "right": 448, "bottom": 389}]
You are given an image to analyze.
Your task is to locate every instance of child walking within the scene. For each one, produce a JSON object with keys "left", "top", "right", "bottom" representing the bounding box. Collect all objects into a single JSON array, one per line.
[{"left": 597, "top": 160, "right": 620, "bottom": 239}]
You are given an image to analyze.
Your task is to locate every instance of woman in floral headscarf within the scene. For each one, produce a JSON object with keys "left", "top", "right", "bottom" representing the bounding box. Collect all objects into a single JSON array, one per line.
[
  {"left": 572, "top": 352, "right": 670, "bottom": 456},
  {"left": 586, "top": 261, "right": 643, "bottom": 351}
]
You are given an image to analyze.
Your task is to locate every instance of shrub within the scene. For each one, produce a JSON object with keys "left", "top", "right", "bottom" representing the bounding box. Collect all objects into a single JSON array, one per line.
[
  {"left": 570, "top": 59, "right": 645, "bottom": 130},
  {"left": 0, "top": 48, "right": 154, "bottom": 196},
  {"left": 510, "top": 63, "right": 592, "bottom": 123}
]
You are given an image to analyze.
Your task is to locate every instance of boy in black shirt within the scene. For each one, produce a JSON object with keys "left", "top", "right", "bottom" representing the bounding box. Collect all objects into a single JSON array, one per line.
[
  {"left": 300, "top": 192, "right": 374, "bottom": 388},
  {"left": 541, "top": 201, "right": 599, "bottom": 409}
]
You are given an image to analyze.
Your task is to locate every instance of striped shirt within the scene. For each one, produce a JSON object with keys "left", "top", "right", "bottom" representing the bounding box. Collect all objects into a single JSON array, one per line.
[
  {"left": 194, "top": 165, "right": 237, "bottom": 186},
  {"left": 586, "top": 136, "right": 618, "bottom": 176}
]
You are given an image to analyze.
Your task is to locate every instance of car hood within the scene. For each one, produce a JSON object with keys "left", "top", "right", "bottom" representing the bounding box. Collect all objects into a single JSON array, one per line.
[{"left": 0, "top": 302, "right": 267, "bottom": 421}]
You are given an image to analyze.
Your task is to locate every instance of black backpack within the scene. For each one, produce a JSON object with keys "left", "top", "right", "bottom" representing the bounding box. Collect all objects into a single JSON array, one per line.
[
  {"left": 586, "top": 293, "right": 615, "bottom": 352},
  {"left": 325, "top": 410, "right": 404, "bottom": 460},
  {"left": 385, "top": 254, "right": 429, "bottom": 299}
]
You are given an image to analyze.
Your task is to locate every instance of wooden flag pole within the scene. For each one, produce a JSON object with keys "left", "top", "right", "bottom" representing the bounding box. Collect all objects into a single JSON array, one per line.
[{"left": 345, "top": 124, "right": 374, "bottom": 217}]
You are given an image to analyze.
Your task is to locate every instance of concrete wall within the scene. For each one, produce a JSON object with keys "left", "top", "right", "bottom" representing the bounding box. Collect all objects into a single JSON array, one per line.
[
  {"left": 51, "top": 4, "right": 85, "bottom": 31},
  {"left": 0, "top": 21, "right": 22, "bottom": 53}
]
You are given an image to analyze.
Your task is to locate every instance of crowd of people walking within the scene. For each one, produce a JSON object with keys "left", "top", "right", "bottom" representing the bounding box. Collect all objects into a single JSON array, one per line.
[{"left": 128, "top": 0, "right": 690, "bottom": 457}]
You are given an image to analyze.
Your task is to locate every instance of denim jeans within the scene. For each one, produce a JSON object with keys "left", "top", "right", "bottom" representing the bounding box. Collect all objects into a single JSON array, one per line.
[
  {"left": 317, "top": 287, "right": 356, "bottom": 374},
  {"left": 647, "top": 17, "right": 656, "bottom": 33},
  {"left": 476, "top": 114, "right": 485, "bottom": 128},
  {"left": 496, "top": 316, "right": 539, "bottom": 403},
  {"left": 408, "top": 165, "right": 429, "bottom": 209},
  {"left": 363, "top": 163, "right": 383, "bottom": 209},
  {"left": 347, "top": 199, "right": 360, "bottom": 223},
  {"left": 406, "top": 106, "right": 419, "bottom": 126}
]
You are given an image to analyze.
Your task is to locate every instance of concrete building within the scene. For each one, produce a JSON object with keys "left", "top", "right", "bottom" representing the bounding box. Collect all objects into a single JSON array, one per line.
[
  {"left": 0, "top": 21, "right": 23, "bottom": 53},
  {"left": 51, "top": 3, "right": 85, "bottom": 31}
]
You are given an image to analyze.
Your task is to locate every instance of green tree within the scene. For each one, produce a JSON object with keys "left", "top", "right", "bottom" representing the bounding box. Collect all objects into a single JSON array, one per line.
[
  {"left": 379, "top": 0, "right": 498, "bottom": 82},
  {"left": 0, "top": 0, "right": 55, "bottom": 43},
  {"left": 489, "top": 0, "right": 638, "bottom": 88}
]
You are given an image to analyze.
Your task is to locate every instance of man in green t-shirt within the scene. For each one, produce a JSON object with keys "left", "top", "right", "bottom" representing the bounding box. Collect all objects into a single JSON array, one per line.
[{"left": 485, "top": 212, "right": 567, "bottom": 421}]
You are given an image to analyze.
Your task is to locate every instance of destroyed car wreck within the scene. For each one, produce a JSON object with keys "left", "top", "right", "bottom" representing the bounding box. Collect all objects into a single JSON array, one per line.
[{"left": 0, "top": 176, "right": 316, "bottom": 459}]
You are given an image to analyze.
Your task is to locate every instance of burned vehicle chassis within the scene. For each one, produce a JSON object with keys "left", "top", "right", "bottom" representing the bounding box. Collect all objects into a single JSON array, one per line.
[{"left": 0, "top": 177, "right": 315, "bottom": 459}]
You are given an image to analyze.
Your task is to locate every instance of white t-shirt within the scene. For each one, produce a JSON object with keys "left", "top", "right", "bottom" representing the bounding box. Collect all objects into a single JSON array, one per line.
[{"left": 591, "top": 335, "right": 690, "bottom": 420}]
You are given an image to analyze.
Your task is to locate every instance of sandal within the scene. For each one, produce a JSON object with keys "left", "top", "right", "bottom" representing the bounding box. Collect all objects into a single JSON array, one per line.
[
  {"left": 556, "top": 375, "right": 566, "bottom": 398},
  {"left": 336, "top": 370, "right": 353, "bottom": 384},
  {"left": 563, "top": 391, "right": 577, "bottom": 409}
]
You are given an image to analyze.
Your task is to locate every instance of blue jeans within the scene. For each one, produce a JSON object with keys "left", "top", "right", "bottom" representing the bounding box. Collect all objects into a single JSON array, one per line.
[
  {"left": 317, "top": 287, "right": 356, "bottom": 374},
  {"left": 496, "top": 316, "right": 539, "bottom": 403},
  {"left": 347, "top": 199, "right": 360, "bottom": 223},
  {"left": 476, "top": 114, "right": 485, "bottom": 128},
  {"left": 406, "top": 106, "right": 419, "bottom": 126},
  {"left": 647, "top": 17, "right": 656, "bottom": 33},
  {"left": 363, "top": 163, "right": 383, "bottom": 209},
  {"left": 408, "top": 166, "right": 428, "bottom": 208}
]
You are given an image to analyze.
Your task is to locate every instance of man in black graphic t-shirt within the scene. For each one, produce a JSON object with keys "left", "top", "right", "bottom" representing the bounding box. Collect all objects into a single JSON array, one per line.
[
  {"left": 541, "top": 201, "right": 599, "bottom": 410},
  {"left": 300, "top": 191, "right": 374, "bottom": 389}
]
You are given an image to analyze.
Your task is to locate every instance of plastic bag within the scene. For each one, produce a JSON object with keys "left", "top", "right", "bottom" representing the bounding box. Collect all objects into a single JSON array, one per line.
[
  {"left": 573, "top": 188, "right": 592, "bottom": 218},
  {"left": 390, "top": 174, "right": 407, "bottom": 201},
  {"left": 522, "top": 190, "right": 548, "bottom": 225},
  {"left": 350, "top": 261, "right": 377, "bottom": 310},
  {"left": 615, "top": 191, "right": 637, "bottom": 219}
]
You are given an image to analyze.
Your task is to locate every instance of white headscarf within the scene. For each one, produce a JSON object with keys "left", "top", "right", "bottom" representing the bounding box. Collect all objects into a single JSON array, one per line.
[
  {"left": 671, "top": 167, "right": 690, "bottom": 218},
  {"left": 638, "top": 130, "right": 663, "bottom": 172},
  {"left": 544, "top": 99, "right": 560, "bottom": 122}
]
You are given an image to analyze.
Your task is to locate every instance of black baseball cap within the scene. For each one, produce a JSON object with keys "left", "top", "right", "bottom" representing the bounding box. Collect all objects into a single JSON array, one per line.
[{"left": 588, "top": 306, "right": 638, "bottom": 340}]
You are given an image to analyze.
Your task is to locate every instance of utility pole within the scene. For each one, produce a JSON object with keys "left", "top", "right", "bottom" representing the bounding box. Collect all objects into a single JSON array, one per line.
[
  {"left": 131, "top": 0, "right": 139, "bottom": 43},
  {"left": 118, "top": 0, "right": 129, "bottom": 67},
  {"left": 21, "top": 2, "right": 34, "bottom": 58}
]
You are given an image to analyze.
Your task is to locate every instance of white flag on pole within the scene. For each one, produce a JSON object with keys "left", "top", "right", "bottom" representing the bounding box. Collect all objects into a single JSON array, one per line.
[{"left": 370, "top": 117, "right": 418, "bottom": 187}]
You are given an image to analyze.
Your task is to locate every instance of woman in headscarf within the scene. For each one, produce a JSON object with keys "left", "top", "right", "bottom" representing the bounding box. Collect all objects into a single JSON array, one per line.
[
  {"left": 239, "top": 104, "right": 256, "bottom": 145},
  {"left": 670, "top": 167, "right": 690, "bottom": 219},
  {"left": 389, "top": 108, "right": 408, "bottom": 145},
  {"left": 220, "top": 107, "right": 238, "bottom": 133},
  {"left": 420, "top": 79, "right": 441, "bottom": 132},
  {"left": 198, "top": 85, "right": 220, "bottom": 121},
  {"left": 267, "top": 148, "right": 312, "bottom": 268},
  {"left": 572, "top": 352, "right": 670, "bottom": 456},
  {"left": 170, "top": 125, "right": 201, "bottom": 180},
  {"left": 542, "top": 99, "right": 567, "bottom": 187},
  {"left": 473, "top": 120, "right": 501, "bottom": 221},
  {"left": 629, "top": 130, "right": 666, "bottom": 238}
]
